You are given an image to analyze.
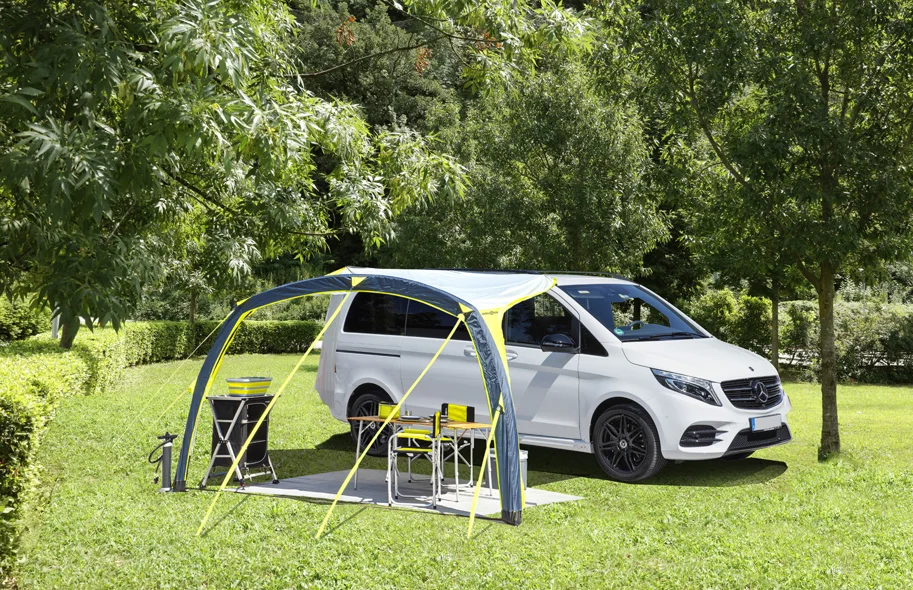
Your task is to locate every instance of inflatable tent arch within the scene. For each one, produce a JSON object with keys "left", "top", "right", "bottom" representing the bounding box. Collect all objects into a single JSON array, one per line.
[{"left": 173, "top": 269, "right": 556, "bottom": 525}]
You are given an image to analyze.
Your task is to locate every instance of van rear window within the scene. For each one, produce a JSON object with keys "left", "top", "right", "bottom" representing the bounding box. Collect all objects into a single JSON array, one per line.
[{"left": 343, "top": 293, "right": 406, "bottom": 335}]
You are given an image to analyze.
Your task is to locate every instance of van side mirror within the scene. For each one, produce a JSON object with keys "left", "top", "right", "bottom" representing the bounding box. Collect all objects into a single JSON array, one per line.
[{"left": 540, "top": 333, "right": 577, "bottom": 353}]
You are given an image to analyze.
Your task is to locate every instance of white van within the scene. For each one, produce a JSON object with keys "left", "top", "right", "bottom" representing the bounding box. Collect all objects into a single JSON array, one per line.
[{"left": 315, "top": 272, "right": 792, "bottom": 481}]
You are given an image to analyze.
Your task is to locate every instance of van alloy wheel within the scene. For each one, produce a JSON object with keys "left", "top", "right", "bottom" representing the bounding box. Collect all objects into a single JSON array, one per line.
[
  {"left": 599, "top": 414, "right": 647, "bottom": 473},
  {"left": 593, "top": 404, "right": 666, "bottom": 482}
]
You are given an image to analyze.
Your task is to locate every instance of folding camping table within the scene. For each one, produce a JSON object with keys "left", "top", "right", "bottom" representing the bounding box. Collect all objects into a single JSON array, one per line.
[{"left": 348, "top": 416, "right": 493, "bottom": 500}]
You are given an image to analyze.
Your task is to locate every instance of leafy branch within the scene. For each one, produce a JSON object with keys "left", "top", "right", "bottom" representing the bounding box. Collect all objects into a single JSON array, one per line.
[
  {"left": 163, "top": 170, "right": 237, "bottom": 215},
  {"left": 288, "top": 37, "right": 443, "bottom": 78}
]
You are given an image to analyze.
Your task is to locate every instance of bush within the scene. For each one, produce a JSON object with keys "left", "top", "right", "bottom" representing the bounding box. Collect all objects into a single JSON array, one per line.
[
  {"left": 832, "top": 302, "right": 913, "bottom": 383},
  {"left": 0, "top": 319, "right": 321, "bottom": 575},
  {"left": 0, "top": 350, "right": 92, "bottom": 574},
  {"left": 684, "top": 288, "right": 738, "bottom": 340},
  {"left": 686, "top": 289, "right": 913, "bottom": 383},
  {"left": 0, "top": 299, "right": 51, "bottom": 342},
  {"left": 772, "top": 299, "right": 913, "bottom": 383},
  {"left": 779, "top": 301, "right": 817, "bottom": 376},
  {"left": 729, "top": 295, "right": 771, "bottom": 356}
]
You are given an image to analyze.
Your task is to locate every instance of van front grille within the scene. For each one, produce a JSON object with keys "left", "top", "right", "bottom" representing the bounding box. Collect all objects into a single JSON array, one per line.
[{"left": 720, "top": 376, "right": 783, "bottom": 409}]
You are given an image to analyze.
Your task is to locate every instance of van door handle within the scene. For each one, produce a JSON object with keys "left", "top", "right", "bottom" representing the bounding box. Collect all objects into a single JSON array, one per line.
[
  {"left": 505, "top": 350, "right": 519, "bottom": 361},
  {"left": 463, "top": 346, "right": 477, "bottom": 357}
]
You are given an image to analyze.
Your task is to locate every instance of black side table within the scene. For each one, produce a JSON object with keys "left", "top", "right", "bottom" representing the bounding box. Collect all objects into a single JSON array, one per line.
[{"left": 199, "top": 394, "right": 279, "bottom": 488}]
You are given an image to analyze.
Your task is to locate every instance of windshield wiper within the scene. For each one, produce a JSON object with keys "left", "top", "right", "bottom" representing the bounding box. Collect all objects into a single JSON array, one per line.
[{"left": 625, "top": 331, "right": 699, "bottom": 342}]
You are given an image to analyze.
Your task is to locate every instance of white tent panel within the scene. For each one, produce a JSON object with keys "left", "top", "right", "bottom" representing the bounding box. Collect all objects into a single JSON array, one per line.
[{"left": 340, "top": 267, "right": 555, "bottom": 312}]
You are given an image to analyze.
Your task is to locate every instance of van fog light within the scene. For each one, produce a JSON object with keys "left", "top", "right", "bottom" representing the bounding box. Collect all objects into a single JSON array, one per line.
[{"left": 651, "top": 369, "right": 721, "bottom": 406}]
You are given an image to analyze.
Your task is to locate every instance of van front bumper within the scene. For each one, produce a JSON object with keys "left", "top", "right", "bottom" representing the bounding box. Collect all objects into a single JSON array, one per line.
[{"left": 657, "top": 389, "right": 793, "bottom": 461}]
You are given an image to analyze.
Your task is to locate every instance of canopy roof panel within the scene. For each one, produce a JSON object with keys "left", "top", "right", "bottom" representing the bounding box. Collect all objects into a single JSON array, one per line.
[{"left": 340, "top": 267, "right": 555, "bottom": 312}]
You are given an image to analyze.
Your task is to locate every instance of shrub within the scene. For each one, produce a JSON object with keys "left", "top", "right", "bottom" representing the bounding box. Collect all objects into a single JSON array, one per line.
[
  {"left": 0, "top": 351, "right": 92, "bottom": 574},
  {"left": 0, "top": 319, "right": 321, "bottom": 575},
  {"left": 684, "top": 288, "right": 738, "bottom": 340},
  {"left": 832, "top": 302, "right": 913, "bottom": 383},
  {"left": 0, "top": 299, "right": 51, "bottom": 342},
  {"left": 729, "top": 295, "right": 772, "bottom": 356},
  {"left": 685, "top": 290, "right": 913, "bottom": 382},
  {"left": 779, "top": 301, "right": 817, "bottom": 378}
]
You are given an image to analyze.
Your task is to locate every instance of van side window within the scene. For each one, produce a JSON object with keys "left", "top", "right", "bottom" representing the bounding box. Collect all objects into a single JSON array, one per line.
[
  {"left": 504, "top": 295, "right": 576, "bottom": 347},
  {"left": 405, "top": 301, "right": 471, "bottom": 341},
  {"left": 343, "top": 293, "right": 407, "bottom": 335}
]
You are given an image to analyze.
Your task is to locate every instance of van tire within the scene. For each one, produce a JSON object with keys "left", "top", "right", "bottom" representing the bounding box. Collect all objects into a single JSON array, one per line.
[
  {"left": 348, "top": 388, "right": 393, "bottom": 457},
  {"left": 593, "top": 404, "right": 666, "bottom": 482}
]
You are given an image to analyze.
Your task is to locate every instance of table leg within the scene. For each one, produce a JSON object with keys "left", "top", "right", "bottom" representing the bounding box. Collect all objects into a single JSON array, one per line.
[
  {"left": 354, "top": 421, "right": 364, "bottom": 490},
  {"left": 454, "top": 432, "right": 459, "bottom": 501},
  {"left": 487, "top": 431, "right": 493, "bottom": 497},
  {"left": 470, "top": 430, "right": 475, "bottom": 488}
]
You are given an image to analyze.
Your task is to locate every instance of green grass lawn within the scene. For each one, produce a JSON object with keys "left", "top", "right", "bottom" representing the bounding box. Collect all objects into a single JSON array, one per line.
[{"left": 16, "top": 354, "right": 913, "bottom": 589}]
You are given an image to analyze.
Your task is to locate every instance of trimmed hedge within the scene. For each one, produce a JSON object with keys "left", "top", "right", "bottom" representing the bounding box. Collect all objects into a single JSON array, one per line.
[
  {"left": 0, "top": 319, "right": 321, "bottom": 576},
  {"left": 0, "top": 299, "right": 51, "bottom": 343}
]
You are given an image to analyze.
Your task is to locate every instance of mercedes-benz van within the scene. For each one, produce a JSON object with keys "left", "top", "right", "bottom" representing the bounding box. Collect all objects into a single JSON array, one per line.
[{"left": 315, "top": 272, "right": 792, "bottom": 481}]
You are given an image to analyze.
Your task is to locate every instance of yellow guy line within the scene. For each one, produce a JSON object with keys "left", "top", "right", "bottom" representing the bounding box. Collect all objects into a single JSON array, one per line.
[
  {"left": 187, "top": 308, "right": 256, "bottom": 463},
  {"left": 315, "top": 317, "right": 462, "bottom": 539},
  {"left": 111, "top": 314, "right": 230, "bottom": 451},
  {"left": 467, "top": 404, "right": 501, "bottom": 538},
  {"left": 196, "top": 292, "right": 352, "bottom": 536},
  {"left": 153, "top": 312, "right": 235, "bottom": 424},
  {"left": 155, "top": 383, "right": 194, "bottom": 422}
]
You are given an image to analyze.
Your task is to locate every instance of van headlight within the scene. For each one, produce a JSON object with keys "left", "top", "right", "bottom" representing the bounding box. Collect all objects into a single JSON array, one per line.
[{"left": 651, "top": 369, "right": 721, "bottom": 406}]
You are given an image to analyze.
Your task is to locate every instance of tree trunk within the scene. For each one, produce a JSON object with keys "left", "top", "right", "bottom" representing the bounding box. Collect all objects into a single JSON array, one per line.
[
  {"left": 770, "top": 276, "right": 780, "bottom": 371},
  {"left": 189, "top": 290, "right": 197, "bottom": 325},
  {"left": 59, "top": 317, "right": 80, "bottom": 349},
  {"left": 817, "top": 263, "right": 840, "bottom": 459}
]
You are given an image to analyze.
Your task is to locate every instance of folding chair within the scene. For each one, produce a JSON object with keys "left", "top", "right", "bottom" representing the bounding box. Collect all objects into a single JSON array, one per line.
[
  {"left": 440, "top": 403, "right": 492, "bottom": 499},
  {"left": 376, "top": 403, "right": 437, "bottom": 483},
  {"left": 387, "top": 411, "right": 444, "bottom": 508}
]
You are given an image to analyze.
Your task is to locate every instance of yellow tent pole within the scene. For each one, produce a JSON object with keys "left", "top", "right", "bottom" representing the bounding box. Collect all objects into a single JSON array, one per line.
[
  {"left": 315, "top": 317, "right": 462, "bottom": 539},
  {"left": 196, "top": 293, "right": 352, "bottom": 536},
  {"left": 467, "top": 404, "right": 501, "bottom": 538}
]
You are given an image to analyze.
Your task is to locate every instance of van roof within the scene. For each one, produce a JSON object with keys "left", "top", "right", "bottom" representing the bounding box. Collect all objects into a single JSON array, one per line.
[{"left": 424, "top": 268, "right": 637, "bottom": 286}]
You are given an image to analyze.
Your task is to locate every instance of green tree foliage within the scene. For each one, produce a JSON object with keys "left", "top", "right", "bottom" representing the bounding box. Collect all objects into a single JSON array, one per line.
[
  {"left": 0, "top": 0, "right": 464, "bottom": 347},
  {"left": 284, "top": 0, "right": 595, "bottom": 266},
  {"left": 290, "top": 1, "right": 461, "bottom": 133},
  {"left": 638, "top": 0, "right": 913, "bottom": 457},
  {"left": 386, "top": 60, "right": 667, "bottom": 273}
]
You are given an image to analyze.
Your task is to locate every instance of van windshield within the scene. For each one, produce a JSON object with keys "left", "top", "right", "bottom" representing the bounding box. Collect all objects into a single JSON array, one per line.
[{"left": 560, "top": 283, "right": 707, "bottom": 342}]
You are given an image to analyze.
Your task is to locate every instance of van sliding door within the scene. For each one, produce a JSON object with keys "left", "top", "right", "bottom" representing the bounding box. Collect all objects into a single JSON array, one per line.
[{"left": 398, "top": 300, "right": 486, "bottom": 417}]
